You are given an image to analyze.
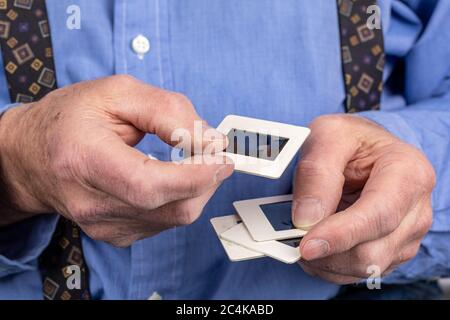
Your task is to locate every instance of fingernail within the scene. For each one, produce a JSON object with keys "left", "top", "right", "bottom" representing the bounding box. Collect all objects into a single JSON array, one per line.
[
  {"left": 302, "top": 239, "right": 329, "bottom": 260},
  {"left": 214, "top": 164, "right": 233, "bottom": 183},
  {"left": 292, "top": 197, "right": 324, "bottom": 229}
]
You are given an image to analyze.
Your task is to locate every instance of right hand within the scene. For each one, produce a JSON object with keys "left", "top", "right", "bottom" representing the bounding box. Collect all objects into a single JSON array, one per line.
[{"left": 0, "top": 75, "right": 234, "bottom": 247}]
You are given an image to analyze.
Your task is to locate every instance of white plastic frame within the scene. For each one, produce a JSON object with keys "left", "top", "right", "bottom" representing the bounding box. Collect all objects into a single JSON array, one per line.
[
  {"left": 216, "top": 115, "right": 310, "bottom": 179},
  {"left": 233, "top": 194, "right": 307, "bottom": 242},
  {"left": 210, "top": 215, "right": 265, "bottom": 261},
  {"left": 220, "top": 223, "right": 302, "bottom": 264}
]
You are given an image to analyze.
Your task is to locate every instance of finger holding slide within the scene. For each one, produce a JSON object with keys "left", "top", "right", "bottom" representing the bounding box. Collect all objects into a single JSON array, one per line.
[
  {"left": 85, "top": 137, "right": 234, "bottom": 211},
  {"left": 103, "top": 75, "right": 228, "bottom": 156},
  {"left": 292, "top": 117, "right": 360, "bottom": 229},
  {"left": 146, "top": 180, "right": 223, "bottom": 229},
  {"left": 299, "top": 159, "right": 421, "bottom": 262}
]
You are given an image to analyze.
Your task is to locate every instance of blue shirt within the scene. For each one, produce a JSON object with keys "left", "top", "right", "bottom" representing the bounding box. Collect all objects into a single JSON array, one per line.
[{"left": 1, "top": 0, "right": 450, "bottom": 300}]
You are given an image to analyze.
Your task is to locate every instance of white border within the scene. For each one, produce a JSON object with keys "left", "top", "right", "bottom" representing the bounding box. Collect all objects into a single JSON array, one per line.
[
  {"left": 220, "top": 223, "right": 301, "bottom": 264},
  {"left": 233, "top": 194, "right": 308, "bottom": 241},
  {"left": 210, "top": 215, "right": 265, "bottom": 261},
  {"left": 217, "top": 115, "right": 310, "bottom": 179}
]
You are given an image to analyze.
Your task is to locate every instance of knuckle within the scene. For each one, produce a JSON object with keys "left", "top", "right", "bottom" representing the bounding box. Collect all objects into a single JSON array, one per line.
[
  {"left": 376, "top": 202, "right": 402, "bottom": 235},
  {"left": 327, "top": 221, "right": 357, "bottom": 254},
  {"left": 422, "top": 211, "right": 433, "bottom": 234},
  {"left": 343, "top": 212, "right": 370, "bottom": 249},
  {"left": 83, "top": 225, "right": 136, "bottom": 248},
  {"left": 175, "top": 202, "right": 202, "bottom": 226},
  {"left": 82, "top": 225, "right": 110, "bottom": 242},
  {"left": 362, "top": 189, "right": 402, "bottom": 235},
  {"left": 397, "top": 146, "right": 436, "bottom": 193},
  {"left": 399, "top": 244, "right": 420, "bottom": 263},
  {"left": 309, "top": 114, "right": 348, "bottom": 132},
  {"left": 416, "top": 156, "right": 437, "bottom": 192},
  {"left": 176, "top": 208, "right": 196, "bottom": 226},
  {"left": 353, "top": 245, "right": 380, "bottom": 268},
  {"left": 101, "top": 75, "right": 140, "bottom": 98},
  {"left": 424, "top": 165, "right": 437, "bottom": 191},
  {"left": 64, "top": 200, "right": 97, "bottom": 225},
  {"left": 308, "top": 114, "right": 360, "bottom": 143},
  {"left": 166, "top": 92, "right": 193, "bottom": 112},
  {"left": 415, "top": 206, "right": 433, "bottom": 239},
  {"left": 296, "top": 160, "right": 322, "bottom": 177},
  {"left": 108, "top": 237, "right": 135, "bottom": 248},
  {"left": 110, "top": 74, "right": 138, "bottom": 88}
]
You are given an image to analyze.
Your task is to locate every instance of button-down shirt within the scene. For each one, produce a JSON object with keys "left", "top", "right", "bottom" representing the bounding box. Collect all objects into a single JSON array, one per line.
[{"left": 1, "top": 0, "right": 450, "bottom": 299}]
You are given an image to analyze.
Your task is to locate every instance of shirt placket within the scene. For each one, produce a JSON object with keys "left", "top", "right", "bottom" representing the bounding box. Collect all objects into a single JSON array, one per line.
[{"left": 113, "top": 0, "right": 182, "bottom": 300}]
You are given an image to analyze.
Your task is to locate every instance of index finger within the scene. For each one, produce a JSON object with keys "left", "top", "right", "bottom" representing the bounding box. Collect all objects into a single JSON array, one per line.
[{"left": 101, "top": 75, "right": 227, "bottom": 154}]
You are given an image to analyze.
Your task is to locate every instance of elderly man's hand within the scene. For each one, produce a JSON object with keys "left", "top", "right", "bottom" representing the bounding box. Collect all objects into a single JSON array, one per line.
[
  {"left": 292, "top": 115, "right": 436, "bottom": 284},
  {"left": 0, "top": 75, "right": 234, "bottom": 247}
]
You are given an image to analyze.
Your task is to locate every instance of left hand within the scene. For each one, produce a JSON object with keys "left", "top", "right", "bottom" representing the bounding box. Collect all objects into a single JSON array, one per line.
[{"left": 292, "top": 114, "right": 436, "bottom": 284}]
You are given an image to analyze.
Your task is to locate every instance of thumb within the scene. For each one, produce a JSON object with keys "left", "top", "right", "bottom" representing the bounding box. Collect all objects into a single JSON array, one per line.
[{"left": 292, "top": 116, "right": 359, "bottom": 229}]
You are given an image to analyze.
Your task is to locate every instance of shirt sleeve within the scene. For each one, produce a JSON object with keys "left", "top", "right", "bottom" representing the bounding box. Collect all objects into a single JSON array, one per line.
[
  {"left": 0, "top": 103, "right": 58, "bottom": 278},
  {"left": 360, "top": 97, "right": 450, "bottom": 283},
  {"left": 355, "top": 0, "right": 450, "bottom": 283}
]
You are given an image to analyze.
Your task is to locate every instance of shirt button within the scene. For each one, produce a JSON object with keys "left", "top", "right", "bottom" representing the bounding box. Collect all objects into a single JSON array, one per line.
[
  {"left": 148, "top": 291, "right": 163, "bottom": 300},
  {"left": 131, "top": 35, "right": 150, "bottom": 59}
]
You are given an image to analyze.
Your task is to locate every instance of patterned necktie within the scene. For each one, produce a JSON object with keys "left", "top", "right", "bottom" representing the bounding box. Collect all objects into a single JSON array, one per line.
[
  {"left": 0, "top": 0, "right": 91, "bottom": 300},
  {"left": 337, "top": 0, "right": 385, "bottom": 112}
]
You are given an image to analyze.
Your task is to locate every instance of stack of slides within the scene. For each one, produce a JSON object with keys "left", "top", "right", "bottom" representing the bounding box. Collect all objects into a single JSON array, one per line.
[
  {"left": 211, "top": 195, "right": 308, "bottom": 264},
  {"left": 211, "top": 116, "right": 311, "bottom": 264}
]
